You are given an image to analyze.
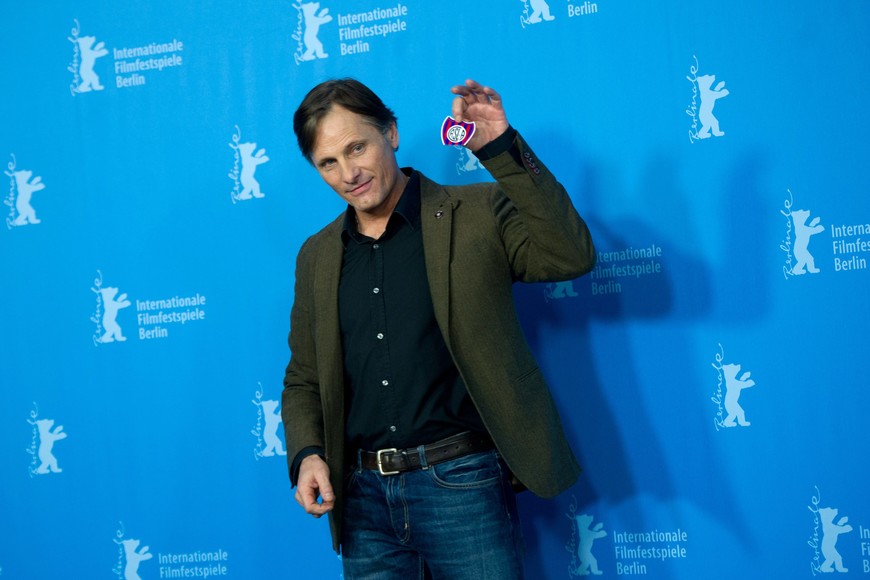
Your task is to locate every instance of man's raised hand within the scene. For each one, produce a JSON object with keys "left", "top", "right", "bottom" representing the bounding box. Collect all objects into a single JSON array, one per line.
[{"left": 450, "top": 79, "right": 510, "bottom": 152}]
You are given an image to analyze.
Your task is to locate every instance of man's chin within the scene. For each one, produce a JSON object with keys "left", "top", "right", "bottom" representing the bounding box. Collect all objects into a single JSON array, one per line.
[{"left": 351, "top": 196, "right": 383, "bottom": 213}]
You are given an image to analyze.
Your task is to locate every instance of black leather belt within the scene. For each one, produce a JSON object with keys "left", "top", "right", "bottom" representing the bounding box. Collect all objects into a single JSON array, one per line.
[{"left": 358, "top": 432, "right": 494, "bottom": 476}]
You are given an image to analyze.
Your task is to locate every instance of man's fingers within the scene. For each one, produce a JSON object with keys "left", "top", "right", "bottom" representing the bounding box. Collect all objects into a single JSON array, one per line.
[
  {"left": 313, "top": 476, "right": 335, "bottom": 516},
  {"left": 295, "top": 456, "right": 335, "bottom": 518},
  {"left": 295, "top": 482, "right": 316, "bottom": 509},
  {"left": 317, "top": 473, "right": 335, "bottom": 503},
  {"left": 296, "top": 483, "right": 334, "bottom": 517},
  {"left": 451, "top": 84, "right": 490, "bottom": 102},
  {"left": 463, "top": 78, "right": 484, "bottom": 93},
  {"left": 483, "top": 86, "right": 502, "bottom": 106},
  {"left": 451, "top": 80, "right": 504, "bottom": 122},
  {"left": 318, "top": 495, "right": 335, "bottom": 515},
  {"left": 452, "top": 95, "right": 468, "bottom": 122}
]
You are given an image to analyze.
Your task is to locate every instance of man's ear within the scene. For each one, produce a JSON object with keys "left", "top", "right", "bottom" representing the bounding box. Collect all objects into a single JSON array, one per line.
[{"left": 387, "top": 122, "right": 399, "bottom": 151}]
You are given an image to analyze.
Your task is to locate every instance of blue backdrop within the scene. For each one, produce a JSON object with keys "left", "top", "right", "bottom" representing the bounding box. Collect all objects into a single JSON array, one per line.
[{"left": 2, "top": 1, "right": 869, "bottom": 578}]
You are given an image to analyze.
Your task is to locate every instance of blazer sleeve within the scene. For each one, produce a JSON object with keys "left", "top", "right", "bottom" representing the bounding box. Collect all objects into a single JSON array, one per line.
[
  {"left": 281, "top": 237, "right": 326, "bottom": 478},
  {"left": 478, "top": 132, "right": 596, "bottom": 283}
]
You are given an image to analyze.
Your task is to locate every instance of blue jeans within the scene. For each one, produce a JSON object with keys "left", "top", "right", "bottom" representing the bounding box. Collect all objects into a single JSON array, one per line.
[{"left": 341, "top": 449, "right": 525, "bottom": 580}]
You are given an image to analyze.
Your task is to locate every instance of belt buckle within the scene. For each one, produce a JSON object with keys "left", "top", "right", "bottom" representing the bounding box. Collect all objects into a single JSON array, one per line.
[{"left": 376, "top": 448, "right": 400, "bottom": 476}]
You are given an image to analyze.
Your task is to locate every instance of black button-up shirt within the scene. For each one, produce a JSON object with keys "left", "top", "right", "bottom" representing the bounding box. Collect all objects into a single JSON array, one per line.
[{"left": 339, "top": 171, "right": 486, "bottom": 453}]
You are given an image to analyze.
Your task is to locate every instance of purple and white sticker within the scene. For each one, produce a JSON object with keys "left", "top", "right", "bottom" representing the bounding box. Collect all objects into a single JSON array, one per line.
[{"left": 441, "top": 116, "right": 475, "bottom": 146}]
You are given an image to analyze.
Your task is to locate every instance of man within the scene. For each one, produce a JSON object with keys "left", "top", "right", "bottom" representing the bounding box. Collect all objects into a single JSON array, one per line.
[{"left": 282, "top": 78, "right": 595, "bottom": 579}]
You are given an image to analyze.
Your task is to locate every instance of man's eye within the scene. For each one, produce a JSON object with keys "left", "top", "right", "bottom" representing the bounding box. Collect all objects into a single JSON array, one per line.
[{"left": 352, "top": 144, "right": 365, "bottom": 154}]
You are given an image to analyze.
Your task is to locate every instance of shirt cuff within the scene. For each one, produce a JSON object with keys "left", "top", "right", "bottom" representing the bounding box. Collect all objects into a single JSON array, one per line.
[
  {"left": 472, "top": 126, "right": 518, "bottom": 161},
  {"left": 290, "top": 445, "right": 325, "bottom": 487}
]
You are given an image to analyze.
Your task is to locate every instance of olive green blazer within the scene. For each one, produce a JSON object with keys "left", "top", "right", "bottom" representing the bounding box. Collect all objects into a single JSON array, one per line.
[{"left": 282, "top": 133, "right": 595, "bottom": 553}]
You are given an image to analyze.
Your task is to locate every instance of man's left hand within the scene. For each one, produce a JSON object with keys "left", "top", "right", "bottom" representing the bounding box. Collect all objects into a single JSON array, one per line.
[{"left": 450, "top": 79, "right": 510, "bottom": 152}]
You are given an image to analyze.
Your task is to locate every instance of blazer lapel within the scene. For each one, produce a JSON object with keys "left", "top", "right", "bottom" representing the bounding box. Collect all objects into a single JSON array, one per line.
[{"left": 420, "top": 176, "right": 457, "bottom": 347}]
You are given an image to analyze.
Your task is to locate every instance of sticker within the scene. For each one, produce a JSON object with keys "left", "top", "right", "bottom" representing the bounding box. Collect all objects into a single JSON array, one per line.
[{"left": 441, "top": 116, "right": 475, "bottom": 147}]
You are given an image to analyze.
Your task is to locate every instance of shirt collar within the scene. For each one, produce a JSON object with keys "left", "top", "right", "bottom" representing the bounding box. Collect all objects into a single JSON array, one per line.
[
  {"left": 392, "top": 169, "right": 421, "bottom": 230},
  {"left": 342, "top": 169, "right": 419, "bottom": 244}
]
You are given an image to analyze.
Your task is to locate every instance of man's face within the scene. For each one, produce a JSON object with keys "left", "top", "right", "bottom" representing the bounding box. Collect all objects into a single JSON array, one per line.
[{"left": 310, "top": 105, "right": 403, "bottom": 219}]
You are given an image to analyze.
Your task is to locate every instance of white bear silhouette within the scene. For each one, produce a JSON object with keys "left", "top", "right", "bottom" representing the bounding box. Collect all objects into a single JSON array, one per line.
[
  {"left": 696, "top": 74, "right": 729, "bottom": 139},
  {"left": 820, "top": 507, "right": 852, "bottom": 573},
  {"left": 574, "top": 514, "right": 606, "bottom": 576},
  {"left": 791, "top": 209, "right": 824, "bottom": 275},
  {"left": 99, "top": 287, "right": 131, "bottom": 343},
  {"left": 300, "top": 3, "right": 333, "bottom": 61},
  {"left": 122, "top": 539, "right": 153, "bottom": 580},
  {"left": 35, "top": 419, "right": 67, "bottom": 474},
  {"left": 9, "top": 169, "right": 45, "bottom": 226},
  {"left": 722, "top": 363, "right": 755, "bottom": 427},
  {"left": 260, "top": 400, "right": 287, "bottom": 457},
  {"left": 547, "top": 281, "right": 578, "bottom": 300},
  {"left": 76, "top": 36, "right": 108, "bottom": 92},
  {"left": 238, "top": 142, "right": 269, "bottom": 200},
  {"left": 462, "top": 150, "right": 482, "bottom": 172},
  {"left": 526, "top": 0, "right": 555, "bottom": 24}
]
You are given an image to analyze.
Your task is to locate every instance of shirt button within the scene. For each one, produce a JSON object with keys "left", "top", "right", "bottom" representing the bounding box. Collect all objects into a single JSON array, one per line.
[
  {"left": 373, "top": 287, "right": 380, "bottom": 294},
  {"left": 373, "top": 244, "right": 380, "bottom": 249},
  {"left": 382, "top": 380, "right": 389, "bottom": 386},
  {"left": 376, "top": 333, "right": 384, "bottom": 340},
  {"left": 389, "top": 426, "right": 397, "bottom": 432}
]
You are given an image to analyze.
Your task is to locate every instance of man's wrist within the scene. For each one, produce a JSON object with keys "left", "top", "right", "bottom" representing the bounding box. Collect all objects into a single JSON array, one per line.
[
  {"left": 472, "top": 126, "right": 517, "bottom": 161},
  {"left": 290, "top": 445, "right": 325, "bottom": 487}
]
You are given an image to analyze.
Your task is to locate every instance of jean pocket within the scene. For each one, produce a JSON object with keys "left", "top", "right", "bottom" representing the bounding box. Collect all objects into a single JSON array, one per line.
[
  {"left": 428, "top": 450, "right": 502, "bottom": 490},
  {"left": 344, "top": 467, "right": 360, "bottom": 492}
]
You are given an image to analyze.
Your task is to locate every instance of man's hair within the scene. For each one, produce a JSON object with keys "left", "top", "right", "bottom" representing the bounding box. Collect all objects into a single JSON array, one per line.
[{"left": 293, "top": 78, "right": 398, "bottom": 163}]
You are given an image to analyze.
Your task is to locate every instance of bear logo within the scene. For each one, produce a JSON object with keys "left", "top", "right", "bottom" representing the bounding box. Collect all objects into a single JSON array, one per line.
[
  {"left": 259, "top": 400, "right": 287, "bottom": 457},
  {"left": 121, "top": 538, "right": 152, "bottom": 580},
  {"left": 819, "top": 507, "right": 852, "bottom": 573},
  {"left": 5, "top": 169, "right": 45, "bottom": 227},
  {"left": 573, "top": 514, "right": 606, "bottom": 576},
  {"left": 546, "top": 280, "right": 579, "bottom": 300},
  {"left": 457, "top": 149, "right": 482, "bottom": 174},
  {"left": 696, "top": 74, "right": 729, "bottom": 139},
  {"left": 790, "top": 209, "right": 824, "bottom": 275},
  {"left": 75, "top": 36, "right": 108, "bottom": 93},
  {"left": 237, "top": 142, "right": 269, "bottom": 200},
  {"left": 35, "top": 418, "right": 67, "bottom": 474},
  {"left": 721, "top": 363, "right": 755, "bottom": 427},
  {"left": 299, "top": 2, "right": 333, "bottom": 61},
  {"left": 524, "top": 0, "right": 556, "bottom": 24},
  {"left": 99, "top": 287, "right": 131, "bottom": 343}
]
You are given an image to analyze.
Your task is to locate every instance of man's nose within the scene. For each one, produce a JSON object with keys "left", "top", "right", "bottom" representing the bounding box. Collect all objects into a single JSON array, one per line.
[{"left": 340, "top": 161, "right": 360, "bottom": 184}]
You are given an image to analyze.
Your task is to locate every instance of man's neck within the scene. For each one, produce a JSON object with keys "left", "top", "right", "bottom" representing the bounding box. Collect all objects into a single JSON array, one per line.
[{"left": 355, "top": 171, "right": 409, "bottom": 239}]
